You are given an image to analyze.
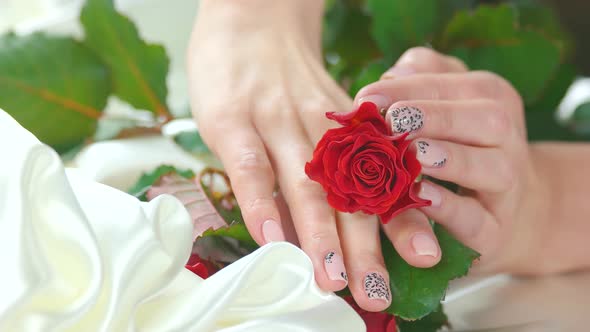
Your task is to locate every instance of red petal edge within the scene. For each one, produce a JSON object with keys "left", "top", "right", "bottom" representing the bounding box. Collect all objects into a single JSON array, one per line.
[{"left": 326, "top": 102, "right": 390, "bottom": 135}]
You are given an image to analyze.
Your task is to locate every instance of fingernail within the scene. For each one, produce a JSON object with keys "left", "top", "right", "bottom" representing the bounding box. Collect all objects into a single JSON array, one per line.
[
  {"left": 418, "top": 182, "right": 442, "bottom": 207},
  {"left": 262, "top": 219, "right": 285, "bottom": 243},
  {"left": 324, "top": 251, "right": 348, "bottom": 283},
  {"left": 364, "top": 272, "right": 390, "bottom": 303},
  {"left": 416, "top": 140, "right": 447, "bottom": 168},
  {"left": 386, "top": 106, "right": 424, "bottom": 136},
  {"left": 411, "top": 233, "right": 440, "bottom": 257},
  {"left": 357, "top": 94, "right": 391, "bottom": 112},
  {"left": 381, "top": 66, "right": 415, "bottom": 79}
]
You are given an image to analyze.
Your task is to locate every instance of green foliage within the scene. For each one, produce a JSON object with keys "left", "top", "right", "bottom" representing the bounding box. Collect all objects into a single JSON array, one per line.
[
  {"left": 348, "top": 60, "right": 389, "bottom": 96},
  {"left": 440, "top": 5, "right": 561, "bottom": 104},
  {"left": 80, "top": 0, "right": 171, "bottom": 120},
  {"left": 570, "top": 102, "right": 590, "bottom": 137},
  {"left": 325, "top": 0, "right": 584, "bottom": 143},
  {"left": 0, "top": 0, "right": 172, "bottom": 152},
  {"left": 128, "top": 165, "right": 195, "bottom": 200},
  {"left": 382, "top": 224, "right": 480, "bottom": 320},
  {"left": 201, "top": 223, "right": 258, "bottom": 251},
  {"left": 367, "top": 0, "right": 441, "bottom": 61},
  {"left": 526, "top": 64, "right": 578, "bottom": 141},
  {"left": 397, "top": 304, "right": 448, "bottom": 332},
  {"left": 0, "top": 33, "right": 109, "bottom": 152},
  {"left": 174, "top": 130, "right": 212, "bottom": 155}
]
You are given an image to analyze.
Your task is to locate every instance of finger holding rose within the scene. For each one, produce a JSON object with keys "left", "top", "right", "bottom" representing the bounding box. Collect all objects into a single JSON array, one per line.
[{"left": 352, "top": 47, "right": 546, "bottom": 274}]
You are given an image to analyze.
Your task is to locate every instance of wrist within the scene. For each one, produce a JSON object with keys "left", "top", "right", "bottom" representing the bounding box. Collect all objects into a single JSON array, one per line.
[
  {"left": 194, "top": 0, "right": 324, "bottom": 56},
  {"left": 523, "top": 143, "right": 590, "bottom": 275},
  {"left": 519, "top": 144, "right": 559, "bottom": 274},
  {"left": 197, "top": 0, "right": 324, "bottom": 37}
]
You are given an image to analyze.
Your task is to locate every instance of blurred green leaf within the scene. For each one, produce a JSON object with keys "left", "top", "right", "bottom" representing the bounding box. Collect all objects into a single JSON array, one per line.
[
  {"left": 0, "top": 33, "right": 109, "bottom": 153},
  {"left": 324, "top": 1, "right": 377, "bottom": 65},
  {"left": 200, "top": 222, "right": 258, "bottom": 250},
  {"left": 526, "top": 64, "right": 580, "bottom": 141},
  {"left": 440, "top": 5, "right": 561, "bottom": 105},
  {"left": 397, "top": 304, "right": 448, "bottom": 332},
  {"left": 367, "top": 0, "right": 440, "bottom": 61},
  {"left": 348, "top": 59, "right": 389, "bottom": 97},
  {"left": 383, "top": 224, "right": 480, "bottom": 320},
  {"left": 174, "top": 130, "right": 212, "bottom": 155},
  {"left": 81, "top": 0, "right": 171, "bottom": 120},
  {"left": 128, "top": 165, "right": 195, "bottom": 200},
  {"left": 570, "top": 102, "right": 590, "bottom": 136},
  {"left": 324, "top": 0, "right": 380, "bottom": 85},
  {"left": 515, "top": 1, "right": 572, "bottom": 55},
  {"left": 199, "top": 172, "right": 257, "bottom": 249}
]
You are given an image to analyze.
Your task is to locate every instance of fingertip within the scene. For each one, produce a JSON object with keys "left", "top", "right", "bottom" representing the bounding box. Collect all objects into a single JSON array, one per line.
[
  {"left": 261, "top": 219, "right": 286, "bottom": 243},
  {"left": 383, "top": 210, "right": 442, "bottom": 269},
  {"left": 408, "top": 232, "right": 442, "bottom": 267},
  {"left": 350, "top": 270, "right": 392, "bottom": 312}
]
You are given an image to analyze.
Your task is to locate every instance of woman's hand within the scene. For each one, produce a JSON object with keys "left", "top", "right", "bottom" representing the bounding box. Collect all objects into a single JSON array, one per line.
[
  {"left": 188, "top": 0, "right": 396, "bottom": 312},
  {"left": 355, "top": 47, "right": 551, "bottom": 275}
]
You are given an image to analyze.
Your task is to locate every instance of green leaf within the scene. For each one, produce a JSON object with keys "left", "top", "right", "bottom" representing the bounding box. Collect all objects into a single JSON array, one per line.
[
  {"left": 348, "top": 59, "right": 389, "bottom": 97},
  {"left": 201, "top": 222, "right": 258, "bottom": 251},
  {"left": 199, "top": 177, "right": 258, "bottom": 249},
  {"left": 440, "top": 5, "right": 562, "bottom": 105},
  {"left": 570, "top": 102, "right": 590, "bottom": 137},
  {"left": 174, "top": 130, "right": 212, "bottom": 155},
  {"left": 397, "top": 304, "right": 448, "bottom": 332},
  {"left": 0, "top": 33, "right": 109, "bottom": 152},
  {"left": 324, "top": 0, "right": 378, "bottom": 66},
  {"left": 526, "top": 64, "right": 581, "bottom": 141},
  {"left": 514, "top": 0, "right": 572, "bottom": 54},
  {"left": 80, "top": 0, "right": 172, "bottom": 120},
  {"left": 128, "top": 165, "right": 194, "bottom": 200},
  {"left": 367, "top": 0, "right": 441, "bottom": 60},
  {"left": 383, "top": 224, "right": 480, "bottom": 320}
]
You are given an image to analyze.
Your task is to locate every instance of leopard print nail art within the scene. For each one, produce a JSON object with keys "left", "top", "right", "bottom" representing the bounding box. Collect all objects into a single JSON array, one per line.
[
  {"left": 364, "top": 272, "right": 390, "bottom": 301},
  {"left": 388, "top": 106, "right": 424, "bottom": 134}
]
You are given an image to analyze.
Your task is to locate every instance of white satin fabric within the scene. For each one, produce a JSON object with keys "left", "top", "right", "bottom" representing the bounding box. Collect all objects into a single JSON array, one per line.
[{"left": 0, "top": 109, "right": 364, "bottom": 331}]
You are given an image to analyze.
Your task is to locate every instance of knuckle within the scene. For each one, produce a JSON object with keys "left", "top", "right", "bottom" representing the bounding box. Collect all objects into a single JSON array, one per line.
[
  {"left": 487, "top": 108, "right": 511, "bottom": 138},
  {"left": 437, "top": 107, "right": 455, "bottom": 133},
  {"left": 400, "top": 47, "right": 452, "bottom": 73},
  {"left": 242, "top": 196, "right": 276, "bottom": 214},
  {"left": 234, "top": 149, "right": 273, "bottom": 175},
  {"left": 445, "top": 55, "right": 468, "bottom": 71},
  {"left": 402, "top": 46, "right": 439, "bottom": 62},
  {"left": 496, "top": 158, "right": 516, "bottom": 191},
  {"left": 308, "top": 229, "right": 333, "bottom": 242},
  {"left": 470, "top": 70, "right": 505, "bottom": 97},
  {"left": 292, "top": 174, "right": 320, "bottom": 193}
]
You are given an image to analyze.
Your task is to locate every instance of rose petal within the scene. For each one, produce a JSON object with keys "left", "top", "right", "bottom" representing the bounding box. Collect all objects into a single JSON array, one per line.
[{"left": 326, "top": 102, "right": 390, "bottom": 135}]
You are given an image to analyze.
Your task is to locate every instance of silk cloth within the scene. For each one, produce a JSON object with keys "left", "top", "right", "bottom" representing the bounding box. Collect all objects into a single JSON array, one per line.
[{"left": 0, "top": 109, "right": 364, "bottom": 331}]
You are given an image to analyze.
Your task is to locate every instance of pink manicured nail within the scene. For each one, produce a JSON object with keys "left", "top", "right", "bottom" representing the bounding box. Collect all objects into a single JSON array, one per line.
[
  {"left": 416, "top": 140, "right": 447, "bottom": 168},
  {"left": 418, "top": 182, "right": 442, "bottom": 207},
  {"left": 381, "top": 66, "right": 415, "bottom": 79},
  {"left": 411, "top": 233, "right": 440, "bottom": 257},
  {"left": 357, "top": 94, "right": 392, "bottom": 112},
  {"left": 324, "top": 251, "right": 348, "bottom": 283},
  {"left": 262, "top": 219, "right": 285, "bottom": 243}
]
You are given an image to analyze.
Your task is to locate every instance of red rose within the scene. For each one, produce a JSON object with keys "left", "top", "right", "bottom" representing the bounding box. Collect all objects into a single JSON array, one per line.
[
  {"left": 185, "top": 253, "right": 217, "bottom": 279},
  {"left": 305, "top": 102, "right": 429, "bottom": 223},
  {"left": 344, "top": 296, "right": 397, "bottom": 332}
]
